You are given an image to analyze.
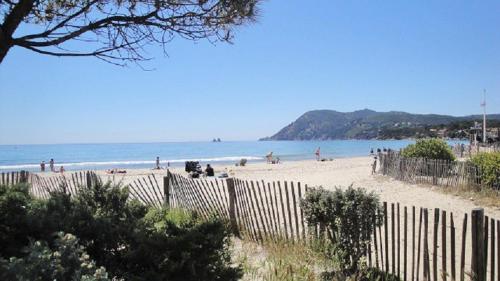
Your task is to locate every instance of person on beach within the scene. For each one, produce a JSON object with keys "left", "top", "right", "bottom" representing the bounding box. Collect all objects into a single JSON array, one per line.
[
  {"left": 40, "top": 161, "right": 45, "bottom": 172},
  {"left": 106, "top": 169, "right": 127, "bottom": 174},
  {"left": 266, "top": 152, "right": 273, "bottom": 163},
  {"left": 59, "top": 166, "right": 65, "bottom": 173},
  {"left": 155, "top": 156, "right": 160, "bottom": 169},
  {"left": 205, "top": 164, "right": 214, "bottom": 177},
  {"left": 315, "top": 147, "right": 320, "bottom": 161},
  {"left": 371, "top": 156, "right": 377, "bottom": 174},
  {"left": 49, "top": 159, "right": 54, "bottom": 172}
]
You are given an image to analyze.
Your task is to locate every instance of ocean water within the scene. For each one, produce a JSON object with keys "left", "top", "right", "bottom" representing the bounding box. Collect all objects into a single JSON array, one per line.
[{"left": 0, "top": 140, "right": 467, "bottom": 172}]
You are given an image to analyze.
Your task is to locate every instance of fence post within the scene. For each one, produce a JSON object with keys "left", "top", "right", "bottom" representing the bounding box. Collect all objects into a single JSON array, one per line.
[
  {"left": 20, "top": 170, "right": 27, "bottom": 183},
  {"left": 472, "top": 208, "right": 485, "bottom": 281},
  {"left": 163, "top": 170, "right": 171, "bottom": 208},
  {"left": 432, "top": 160, "right": 438, "bottom": 185},
  {"left": 226, "top": 177, "right": 240, "bottom": 237},
  {"left": 86, "top": 171, "right": 92, "bottom": 189}
]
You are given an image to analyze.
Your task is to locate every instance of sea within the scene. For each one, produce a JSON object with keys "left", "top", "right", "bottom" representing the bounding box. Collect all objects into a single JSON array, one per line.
[{"left": 0, "top": 140, "right": 468, "bottom": 172}]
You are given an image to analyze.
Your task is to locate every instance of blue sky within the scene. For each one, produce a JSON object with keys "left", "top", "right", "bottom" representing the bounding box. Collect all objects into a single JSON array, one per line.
[{"left": 1, "top": 0, "right": 500, "bottom": 145}]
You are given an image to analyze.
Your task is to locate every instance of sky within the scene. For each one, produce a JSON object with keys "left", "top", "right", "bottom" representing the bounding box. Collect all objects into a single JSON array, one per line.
[{"left": 1, "top": 0, "right": 500, "bottom": 145}]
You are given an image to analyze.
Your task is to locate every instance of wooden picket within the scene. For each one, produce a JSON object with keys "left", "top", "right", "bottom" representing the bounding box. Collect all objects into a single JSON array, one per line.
[
  {"left": 378, "top": 153, "right": 489, "bottom": 190},
  {"left": 2, "top": 169, "right": 500, "bottom": 281},
  {"left": 160, "top": 172, "right": 500, "bottom": 281}
]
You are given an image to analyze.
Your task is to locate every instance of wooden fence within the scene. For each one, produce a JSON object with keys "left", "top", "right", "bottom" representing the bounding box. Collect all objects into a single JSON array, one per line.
[
  {"left": 166, "top": 172, "right": 498, "bottom": 281},
  {"left": 0, "top": 171, "right": 30, "bottom": 186},
  {"left": 378, "top": 153, "right": 486, "bottom": 189},
  {"left": 3, "top": 170, "right": 499, "bottom": 281},
  {"left": 167, "top": 172, "right": 308, "bottom": 242}
]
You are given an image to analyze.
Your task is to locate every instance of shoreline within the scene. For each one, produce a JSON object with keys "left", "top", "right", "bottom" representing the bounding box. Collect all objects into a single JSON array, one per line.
[{"left": 0, "top": 139, "right": 469, "bottom": 173}]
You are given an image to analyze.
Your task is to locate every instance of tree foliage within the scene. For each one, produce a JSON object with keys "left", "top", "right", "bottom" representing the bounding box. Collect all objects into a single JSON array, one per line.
[
  {"left": 0, "top": 0, "right": 260, "bottom": 64},
  {"left": 0, "top": 181, "right": 240, "bottom": 281},
  {"left": 470, "top": 152, "right": 500, "bottom": 188},
  {"left": 300, "top": 186, "right": 383, "bottom": 275},
  {"left": 401, "top": 138, "right": 455, "bottom": 161},
  {"left": 0, "top": 232, "right": 112, "bottom": 281}
]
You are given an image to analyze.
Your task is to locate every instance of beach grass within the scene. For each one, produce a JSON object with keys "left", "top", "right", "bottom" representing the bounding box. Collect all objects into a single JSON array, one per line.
[{"left": 233, "top": 239, "right": 331, "bottom": 281}]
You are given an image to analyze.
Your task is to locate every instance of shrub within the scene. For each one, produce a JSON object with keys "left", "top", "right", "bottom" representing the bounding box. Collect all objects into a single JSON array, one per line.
[
  {"left": 470, "top": 152, "right": 500, "bottom": 188},
  {"left": 0, "top": 182, "right": 240, "bottom": 281},
  {"left": 0, "top": 232, "right": 112, "bottom": 281},
  {"left": 301, "top": 186, "right": 383, "bottom": 275},
  {"left": 127, "top": 208, "right": 240, "bottom": 281},
  {"left": 0, "top": 183, "right": 33, "bottom": 258},
  {"left": 401, "top": 138, "right": 455, "bottom": 161}
]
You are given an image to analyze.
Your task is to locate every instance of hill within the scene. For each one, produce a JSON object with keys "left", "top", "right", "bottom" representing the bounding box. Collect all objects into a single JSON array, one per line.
[{"left": 260, "top": 109, "right": 500, "bottom": 140}]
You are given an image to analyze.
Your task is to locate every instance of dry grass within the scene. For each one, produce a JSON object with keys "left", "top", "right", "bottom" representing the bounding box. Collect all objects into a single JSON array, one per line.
[
  {"left": 438, "top": 185, "right": 500, "bottom": 209},
  {"left": 232, "top": 238, "right": 332, "bottom": 281}
]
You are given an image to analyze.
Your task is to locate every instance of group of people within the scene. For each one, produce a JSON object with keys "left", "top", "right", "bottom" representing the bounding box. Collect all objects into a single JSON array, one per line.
[
  {"left": 40, "top": 159, "right": 65, "bottom": 173},
  {"left": 266, "top": 147, "right": 323, "bottom": 164},
  {"left": 154, "top": 157, "right": 171, "bottom": 170},
  {"left": 265, "top": 152, "right": 280, "bottom": 164},
  {"left": 369, "top": 147, "right": 393, "bottom": 174}
]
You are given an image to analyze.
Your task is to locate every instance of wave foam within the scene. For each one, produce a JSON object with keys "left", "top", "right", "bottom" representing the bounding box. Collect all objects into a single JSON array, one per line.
[{"left": 0, "top": 156, "right": 263, "bottom": 170}]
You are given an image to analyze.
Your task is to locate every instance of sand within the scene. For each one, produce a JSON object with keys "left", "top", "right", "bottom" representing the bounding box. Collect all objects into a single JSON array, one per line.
[{"left": 84, "top": 156, "right": 500, "bottom": 218}]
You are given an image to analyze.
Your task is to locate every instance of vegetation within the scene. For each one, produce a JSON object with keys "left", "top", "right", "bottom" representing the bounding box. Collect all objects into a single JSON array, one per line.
[
  {"left": 300, "top": 187, "right": 383, "bottom": 277},
  {"left": 0, "top": 0, "right": 260, "bottom": 64},
  {"left": 236, "top": 239, "right": 399, "bottom": 281},
  {"left": 261, "top": 109, "right": 500, "bottom": 141},
  {"left": 235, "top": 240, "right": 327, "bottom": 280},
  {"left": 401, "top": 138, "right": 455, "bottom": 161},
  {"left": 470, "top": 152, "right": 500, "bottom": 188},
  {"left": 0, "top": 232, "right": 111, "bottom": 281},
  {"left": 0, "top": 182, "right": 240, "bottom": 281}
]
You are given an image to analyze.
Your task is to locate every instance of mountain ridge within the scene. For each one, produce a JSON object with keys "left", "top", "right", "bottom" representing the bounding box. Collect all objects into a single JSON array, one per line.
[{"left": 261, "top": 109, "right": 500, "bottom": 140}]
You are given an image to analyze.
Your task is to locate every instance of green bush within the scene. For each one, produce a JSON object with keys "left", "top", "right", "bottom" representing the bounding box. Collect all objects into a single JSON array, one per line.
[
  {"left": 301, "top": 186, "right": 383, "bottom": 275},
  {"left": 470, "top": 152, "right": 500, "bottom": 188},
  {"left": 0, "top": 232, "right": 112, "bottom": 281},
  {"left": 0, "top": 182, "right": 240, "bottom": 281},
  {"left": 128, "top": 208, "right": 239, "bottom": 280},
  {"left": 0, "top": 183, "right": 33, "bottom": 258},
  {"left": 401, "top": 138, "right": 455, "bottom": 161}
]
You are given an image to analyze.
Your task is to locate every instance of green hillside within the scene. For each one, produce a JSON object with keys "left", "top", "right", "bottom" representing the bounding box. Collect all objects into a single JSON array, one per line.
[{"left": 261, "top": 109, "right": 500, "bottom": 140}]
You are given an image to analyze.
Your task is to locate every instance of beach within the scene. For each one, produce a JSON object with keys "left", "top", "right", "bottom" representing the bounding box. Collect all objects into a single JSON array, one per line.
[
  {"left": 31, "top": 155, "right": 500, "bottom": 277},
  {"left": 35, "top": 156, "right": 500, "bottom": 218}
]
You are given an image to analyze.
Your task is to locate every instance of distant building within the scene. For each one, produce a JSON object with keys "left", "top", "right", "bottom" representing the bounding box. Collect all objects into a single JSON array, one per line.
[{"left": 469, "top": 122, "right": 500, "bottom": 144}]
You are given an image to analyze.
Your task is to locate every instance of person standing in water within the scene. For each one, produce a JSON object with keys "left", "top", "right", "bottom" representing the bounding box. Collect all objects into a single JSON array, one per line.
[
  {"left": 155, "top": 156, "right": 160, "bottom": 169},
  {"left": 315, "top": 147, "right": 321, "bottom": 161},
  {"left": 40, "top": 161, "right": 46, "bottom": 172},
  {"left": 49, "top": 159, "right": 54, "bottom": 172}
]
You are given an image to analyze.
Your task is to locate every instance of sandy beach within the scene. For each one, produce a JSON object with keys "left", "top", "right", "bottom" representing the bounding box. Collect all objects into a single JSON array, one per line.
[
  {"left": 34, "top": 156, "right": 499, "bottom": 278},
  {"left": 71, "top": 156, "right": 500, "bottom": 218}
]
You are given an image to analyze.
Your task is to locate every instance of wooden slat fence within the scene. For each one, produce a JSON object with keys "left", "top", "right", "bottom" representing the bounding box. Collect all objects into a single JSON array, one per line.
[
  {"left": 0, "top": 171, "right": 30, "bottom": 186},
  {"left": 166, "top": 171, "right": 498, "bottom": 281},
  {"left": 29, "top": 171, "right": 100, "bottom": 199},
  {"left": 3, "top": 170, "right": 499, "bottom": 281},
  {"left": 378, "top": 153, "right": 487, "bottom": 189}
]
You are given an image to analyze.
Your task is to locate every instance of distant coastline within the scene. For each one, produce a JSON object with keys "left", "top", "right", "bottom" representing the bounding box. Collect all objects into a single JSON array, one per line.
[{"left": 261, "top": 109, "right": 500, "bottom": 141}]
